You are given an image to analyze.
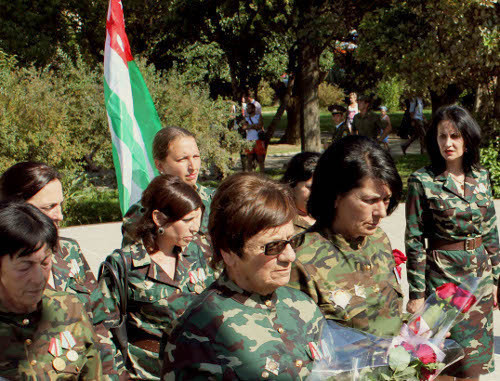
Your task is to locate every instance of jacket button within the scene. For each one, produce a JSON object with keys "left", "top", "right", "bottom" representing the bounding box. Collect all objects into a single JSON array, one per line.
[
  {"left": 295, "top": 359, "right": 303, "bottom": 367},
  {"left": 277, "top": 327, "right": 284, "bottom": 334}
]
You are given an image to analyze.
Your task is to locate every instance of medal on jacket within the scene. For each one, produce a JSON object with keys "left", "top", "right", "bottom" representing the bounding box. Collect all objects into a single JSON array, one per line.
[
  {"left": 197, "top": 268, "right": 206, "bottom": 282},
  {"left": 49, "top": 337, "right": 63, "bottom": 357},
  {"left": 68, "top": 259, "right": 80, "bottom": 280},
  {"left": 308, "top": 342, "right": 323, "bottom": 361},
  {"left": 52, "top": 357, "right": 66, "bottom": 371},
  {"left": 265, "top": 357, "right": 280, "bottom": 375},
  {"left": 188, "top": 271, "right": 199, "bottom": 284},
  {"left": 60, "top": 331, "right": 76, "bottom": 349},
  {"left": 329, "top": 289, "right": 352, "bottom": 309}
]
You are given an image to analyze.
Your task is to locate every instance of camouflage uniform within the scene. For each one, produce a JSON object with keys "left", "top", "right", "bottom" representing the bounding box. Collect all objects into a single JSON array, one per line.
[
  {"left": 405, "top": 166, "right": 499, "bottom": 377},
  {"left": 0, "top": 289, "right": 103, "bottom": 380},
  {"left": 292, "top": 214, "right": 314, "bottom": 234},
  {"left": 161, "top": 271, "right": 325, "bottom": 380},
  {"left": 100, "top": 234, "right": 216, "bottom": 380},
  {"left": 50, "top": 238, "right": 124, "bottom": 380},
  {"left": 121, "top": 183, "right": 215, "bottom": 246},
  {"left": 289, "top": 226, "right": 404, "bottom": 337}
]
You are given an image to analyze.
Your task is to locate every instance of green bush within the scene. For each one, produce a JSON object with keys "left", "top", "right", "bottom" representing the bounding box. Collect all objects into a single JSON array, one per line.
[
  {"left": 258, "top": 80, "right": 275, "bottom": 107},
  {"left": 376, "top": 76, "right": 407, "bottom": 111},
  {"left": 480, "top": 137, "right": 500, "bottom": 198},
  {"left": 318, "top": 82, "right": 345, "bottom": 108}
]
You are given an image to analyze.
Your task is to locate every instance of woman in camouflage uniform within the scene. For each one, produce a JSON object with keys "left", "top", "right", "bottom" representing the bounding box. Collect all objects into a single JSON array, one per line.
[
  {"left": 288, "top": 136, "right": 405, "bottom": 337},
  {"left": 405, "top": 105, "right": 499, "bottom": 380},
  {"left": 0, "top": 162, "right": 122, "bottom": 379},
  {"left": 122, "top": 126, "right": 214, "bottom": 246},
  {"left": 281, "top": 152, "right": 321, "bottom": 233},
  {"left": 0, "top": 202, "right": 102, "bottom": 380},
  {"left": 162, "top": 173, "right": 325, "bottom": 380},
  {"left": 101, "top": 175, "right": 216, "bottom": 380}
]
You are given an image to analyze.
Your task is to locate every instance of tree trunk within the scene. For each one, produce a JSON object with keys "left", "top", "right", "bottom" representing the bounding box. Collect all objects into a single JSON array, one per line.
[
  {"left": 280, "top": 94, "right": 301, "bottom": 144},
  {"left": 298, "top": 42, "right": 321, "bottom": 152},
  {"left": 265, "top": 76, "right": 295, "bottom": 144},
  {"left": 429, "top": 84, "right": 461, "bottom": 115},
  {"left": 494, "top": 76, "right": 500, "bottom": 119}
]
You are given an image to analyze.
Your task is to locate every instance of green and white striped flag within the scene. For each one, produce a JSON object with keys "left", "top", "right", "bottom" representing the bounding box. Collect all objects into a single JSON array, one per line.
[{"left": 104, "top": 0, "right": 161, "bottom": 215}]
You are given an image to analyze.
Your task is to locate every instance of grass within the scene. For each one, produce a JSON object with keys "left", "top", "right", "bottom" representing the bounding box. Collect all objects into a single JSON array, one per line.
[{"left": 64, "top": 107, "right": 431, "bottom": 227}]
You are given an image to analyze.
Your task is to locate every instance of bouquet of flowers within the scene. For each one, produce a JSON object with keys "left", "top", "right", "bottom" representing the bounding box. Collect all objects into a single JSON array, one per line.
[{"left": 309, "top": 276, "right": 487, "bottom": 381}]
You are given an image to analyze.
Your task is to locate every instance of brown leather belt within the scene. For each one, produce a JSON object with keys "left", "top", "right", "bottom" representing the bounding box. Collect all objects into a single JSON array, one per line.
[
  {"left": 428, "top": 237, "right": 482, "bottom": 251},
  {"left": 131, "top": 339, "right": 160, "bottom": 353}
]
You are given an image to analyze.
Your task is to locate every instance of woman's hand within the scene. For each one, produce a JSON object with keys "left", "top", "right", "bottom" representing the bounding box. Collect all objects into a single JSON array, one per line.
[
  {"left": 494, "top": 285, "right": 498, "bottom": 309},
  {"left": 406, "top": 298, "right": 425, "bottom": 314}
]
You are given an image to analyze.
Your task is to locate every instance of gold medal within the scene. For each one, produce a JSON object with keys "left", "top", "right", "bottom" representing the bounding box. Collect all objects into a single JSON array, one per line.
[
  {"left": 66, "top": 349, "right": 78, "bottom": 362},
  {"left": 194, "top": 284, "right": 203, "bottom": 294},
  {"left": 52, "top": 357, "right": 66, "bottom": 371}
]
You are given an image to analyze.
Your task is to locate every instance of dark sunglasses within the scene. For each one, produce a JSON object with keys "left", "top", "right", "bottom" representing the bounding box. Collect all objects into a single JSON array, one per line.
[{"left": 264, "top": 233, "right": 305, "bottom": 256}]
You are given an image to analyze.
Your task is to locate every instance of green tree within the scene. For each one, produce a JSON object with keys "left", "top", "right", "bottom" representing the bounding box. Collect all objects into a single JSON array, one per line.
[{"left": 358, "top": 0, "right": 499, "bottom": 114}]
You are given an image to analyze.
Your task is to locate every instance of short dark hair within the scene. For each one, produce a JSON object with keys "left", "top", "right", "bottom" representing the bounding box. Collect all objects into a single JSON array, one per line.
[
  {"left": 425, "top": 105, "right": 481, "bottom": 174},
  {"left": 135, "top": 175, "right": 204, "bottom": 253},
  {"left": 0, "top": 162, "right": 61, "bottom": 202},
  {"left": 152, "top": 126, "right": 196, "bottom": 162},
  {"left": 209, "top": 173, "right": 295, "bottom": 266},
  {"left": 0, "top": 201, "right": 58, "bottom": 259},
  {"left": 308, "top": 135, "right": 402, "bottom": 229},
  {"left": 281, "top": 152, "right": 321, "bottom": 189}
]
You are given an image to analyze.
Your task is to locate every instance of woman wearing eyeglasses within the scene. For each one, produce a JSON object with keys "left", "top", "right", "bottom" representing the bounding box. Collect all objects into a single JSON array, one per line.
[
  {"left": 162, "top": 173, "right": 325, "bottom": 379},
  {"left": 289, "top": 135, "right": 405, "bottom": 337}
]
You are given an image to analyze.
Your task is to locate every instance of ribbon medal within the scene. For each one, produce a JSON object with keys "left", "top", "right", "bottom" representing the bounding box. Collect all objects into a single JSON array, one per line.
[
  {"left": 197, "top": 268, "right": 206, "bottom": 282},
  {"left": 265, "top": 357, "right": 280, "bottom": 376},
  {"left": 308, "top": 342, "right": 323, "bottom": 361},
  {"left": 48, "top": 337, "right": 63, "bottom": 357},
  {"left": 60, "top": 331, "right": 76, "bottom": 349},
  {"left": 188, "top": 271, "right": 199, "bottom": 284}
]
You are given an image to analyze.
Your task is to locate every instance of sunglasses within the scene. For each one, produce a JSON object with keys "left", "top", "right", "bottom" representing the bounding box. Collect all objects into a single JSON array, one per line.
[{"left": 263, "top": 233, "right": 305, "bottom": 256}]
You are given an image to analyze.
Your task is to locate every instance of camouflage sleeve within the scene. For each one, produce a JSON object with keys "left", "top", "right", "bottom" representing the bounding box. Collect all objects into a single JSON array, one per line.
[
  {"left": 405, "top": 174, "right": 428, "bottom": 299},
  {"left": 482, "top": 172, "right": 500, "bottom": 282},
  {"left": 289, "top": 261, "right": 320, "bottom": 304},
  {"left": 89, "top": 288, "right": 127, "bottom": 380},
  {"left": 121, "top": 202, "right": 143, "bottom": 247}
]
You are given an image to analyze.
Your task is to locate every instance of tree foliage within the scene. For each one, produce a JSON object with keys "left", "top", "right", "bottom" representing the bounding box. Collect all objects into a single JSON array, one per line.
[{"left": 357, "top": 0, "right": 499, "bottom": 110}]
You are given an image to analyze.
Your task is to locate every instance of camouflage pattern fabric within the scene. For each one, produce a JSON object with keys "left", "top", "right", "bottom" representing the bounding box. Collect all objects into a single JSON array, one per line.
[
  {"left": 121, "top": 183, "right": 215, "bottom": 247},
  {"left": 0, "top": 289, "right": 103, "bottom": 380},
  {"left": 405, "top": 166, "right": 499, "bottom": 377},
  {"left": 289, "top": 227, "right": 404, "bottom": 337},
  {"left": 292, "top": 213, "right": 314, "bottom": 234},
  {"left": 351, "top": 111, "right": 385, "bottom": 140},
  {"left": 50, "top": 238, "right": 124, "bottom": 380},
  {"left": 99, "top": 234, "right": 217, "bottom": 380},
  {"left": 161, "top": 272, "right": 326, "bottom": 380}
]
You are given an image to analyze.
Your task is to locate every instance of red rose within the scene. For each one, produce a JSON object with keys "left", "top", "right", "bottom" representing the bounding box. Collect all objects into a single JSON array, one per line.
[
  {"left": 392, "top": 249, "right": 407, "bottom": 266},
  {"left": 451, "top": 287, "right": 477, "bottom": 313},
  {"left": 399, "top": 341, "right": 415, "bottom": 352},
  {"left": 420, "top": 366, "right": 437, "bottom": 380},
  {"left": 436, "top": 283, "right": 458, "bottom": 300},
  {"left": 415, "top": 344, "right": 437, "bottom": 365}
]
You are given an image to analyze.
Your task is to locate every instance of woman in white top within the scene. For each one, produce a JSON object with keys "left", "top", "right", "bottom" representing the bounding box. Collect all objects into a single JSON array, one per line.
[
  {"left": 347, "top": 92, "right": 359, "bottom": 132},
  {"left": 241, "top": 103, "right": 266, "bottom": 172}
]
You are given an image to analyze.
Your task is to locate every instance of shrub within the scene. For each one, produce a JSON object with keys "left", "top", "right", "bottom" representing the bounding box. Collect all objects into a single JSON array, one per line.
[
  {"left": 376, "top": 76, "right": 407, "bottom": 111},
  {"left": 258, "top": 80, "right": 275, "bottom": 107},
  {"left": 318, "top": 82, "right": 345, "bottom": 108},
  {"left": 480, "top": 136, "right": 500, "bottom": 198}
]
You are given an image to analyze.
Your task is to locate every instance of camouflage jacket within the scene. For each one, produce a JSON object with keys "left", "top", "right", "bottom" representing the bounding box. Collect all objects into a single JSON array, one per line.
[
  {"left": 99, "top": 235, "right": 216, "bottom": 380},
  {"left": 0, "top": 289, "right": 103, "bottom": 380},
  {"left": 405, "top": 166, "right": 500, "bottom": 299},
  {"left": 293, "top": 213, "right": 314, "bottom": 234},
  {"left": 352, "top": 111, "right": 385, "bottom": 140},
  {"left": 49, "top": 238, "right": 123, "bottom": 380},
  {"left": 161, "top": 272, "right": 325, "bottom": 380},
  {"left": 121, "top": 183, "right": 214, "bottom": 247},
  {"left": 289, "top": 227, "right": 404, "bottom": 337}
]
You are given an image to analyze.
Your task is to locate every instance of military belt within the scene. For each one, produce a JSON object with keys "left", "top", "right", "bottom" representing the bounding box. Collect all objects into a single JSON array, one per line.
[
  {"left": 131, "top": 338, "right": 160, "bottom": 353},
  {"left": 428, "top": 237, "right": 482, "bottom": 251}
]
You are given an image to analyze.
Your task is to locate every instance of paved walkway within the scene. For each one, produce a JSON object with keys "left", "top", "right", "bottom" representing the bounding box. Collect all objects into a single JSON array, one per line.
[{"left": 62, "top": 200, "right": 500, "bottom": 379}]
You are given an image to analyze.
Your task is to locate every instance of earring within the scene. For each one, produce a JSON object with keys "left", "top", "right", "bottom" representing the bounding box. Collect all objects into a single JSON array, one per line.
[{"left": 158, "top": 227, "right": 164, "bottom": 235}]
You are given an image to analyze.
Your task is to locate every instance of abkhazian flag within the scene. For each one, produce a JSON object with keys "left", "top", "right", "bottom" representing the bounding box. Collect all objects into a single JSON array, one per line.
[{"left": 104, "top": 0, "right": 161, "bottom": 215}]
